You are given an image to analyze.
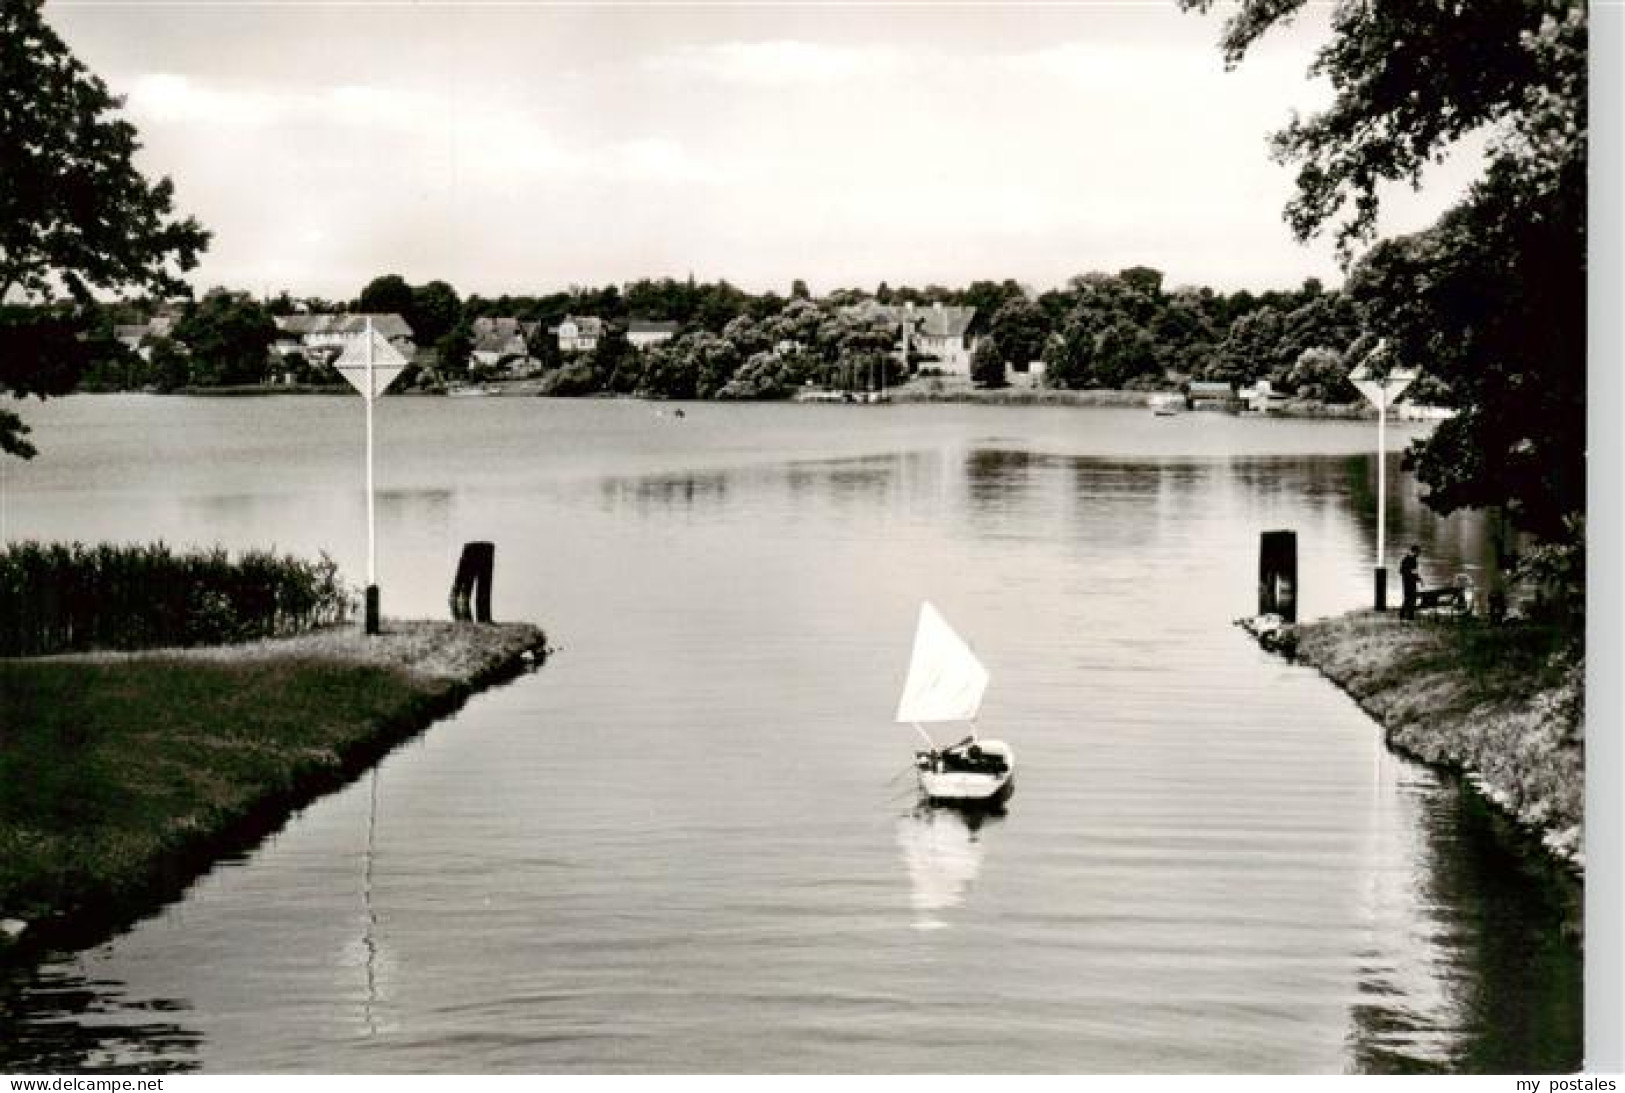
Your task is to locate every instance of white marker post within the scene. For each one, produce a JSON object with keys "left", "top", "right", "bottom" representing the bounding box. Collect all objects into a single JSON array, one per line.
[
  {"left": 334, "top": 318, "right": 409, "bottom": 634},
  {"left": 1349, "top": 343, "right": 1418, "bottom": 611}
]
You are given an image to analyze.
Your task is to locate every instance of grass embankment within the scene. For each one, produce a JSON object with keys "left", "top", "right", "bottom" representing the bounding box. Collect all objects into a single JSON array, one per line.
[
  {"left": 1284, "top": 612, "right": 1583, "bottom": 869},
  {"left": 0, "top": 620, "right": 546, "bottom": 954}
]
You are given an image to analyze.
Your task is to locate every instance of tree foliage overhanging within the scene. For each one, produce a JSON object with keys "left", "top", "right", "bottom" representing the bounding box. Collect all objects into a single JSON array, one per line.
[
  {"left": 0, "top": 0, "right": 211, "bottom": 457},
  {"left": 1182, "top": 0, "right": 1587, "bottom": 543}
]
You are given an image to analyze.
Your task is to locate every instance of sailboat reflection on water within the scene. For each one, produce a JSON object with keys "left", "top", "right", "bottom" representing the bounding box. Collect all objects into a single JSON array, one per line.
[{"left": 896, "top": 806, "right": 1003, "bottom": 931}]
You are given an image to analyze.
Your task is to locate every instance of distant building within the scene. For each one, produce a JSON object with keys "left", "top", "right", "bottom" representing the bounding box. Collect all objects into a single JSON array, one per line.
[
  {"left": 113, "top": 316, "right": 177, "bottom": 361},
  {"left": 902, "top": 303, "right": 979, "bottom": 375},
  {"left": 470, "top": 317, "right": 537, "bottom": 373},
  {"left": 274, "top": 313, "right": 414, "bottom": 355},
  {"left": 1009, "top": 357, "right": 1047, "bottom": 388},
  {"left": 554, "top": 315, "right": 604, "bottom": 354},
  {"left": 627, "top": 319, "right": 679, "bottom": 349},
  {"left": 471, "top": 317, "right": 540, "bottom": 344},
  {"left": 1188, "top": 380, "right": 1237, "bottom": 410},
  {"left": 1239, "top": 379, "right": 1288, "bottom": 413},
  {"left": 843, "top": 301, "right": 981, "bottom": 376}
]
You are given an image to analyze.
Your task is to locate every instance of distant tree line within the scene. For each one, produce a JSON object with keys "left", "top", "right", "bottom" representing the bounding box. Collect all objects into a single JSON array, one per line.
[{"left": 40, "top": 267, "right": 1412, "bottom": 406}]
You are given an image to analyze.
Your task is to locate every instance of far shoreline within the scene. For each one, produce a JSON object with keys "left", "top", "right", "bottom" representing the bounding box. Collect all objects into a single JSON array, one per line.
[{"left": 77, "top": 381, "right": 1399, "bottom": 421}]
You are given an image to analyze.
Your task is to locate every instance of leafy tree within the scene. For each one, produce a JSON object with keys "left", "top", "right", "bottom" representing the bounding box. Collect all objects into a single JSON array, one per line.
[
  {"left": 145, "top": 338, "right": 190, "bottom": 394},
  {"left": 790, "top": 279, "right": 811, "bottom": 301},
  {"left": 1285, "top": 347, "right": 1349, "bottom": 402},
  {"left": 2, "top": 0, "right": 210, "bottom": 456},
  {"left": 173, "top": 291, "right": 277, "bottom": 387},
  {"left": 1092, "top": 321, "right": 1159, "bottom": 389},
  {"left": 526, "top": 321, "right": 563, "bottom": 371},
  {"left": 722, "top": 314, "right": 773, "bottom": 360},
  {"left": 635, "top": 341, "right": 698, "bottom": 399},
  {"left": 1180, "top": 0, "right": 1572, "bottom": 257},
  {"left": 0, "top": 310, "right": 89, "bottom": 456},
  {"left": 1209, "top": 305, "right": 1285, "bottom": 384},
  {"left": 717, "top": 349, "right": 804, "bottom": 400},
  {"left": 970, "top": 336, "right": 1007, "bottom": 388},
  {"left": 1041, "top": 311, "right": 1098, "bottom": 390},
  {"left": 1117, "top": 266, "right": 1165, "bottom": 300},
  {"left": 688, "top": 332, "right": 744, "bottom": 397},
  {"left": 0, "top": 0, "right": 209, "bottom": 305},
  {"left": 1150, "top": 288, "right": 1220, "bottom": 375},
  {"left": 1349, "top": 160, "right": 1583, "bottom": 541},
  {"left": 435, "top": 319, "right": 474, "bottom": 382},
  {"left": 987, "top": 298, "right": 1050, "bottom": 374},
  {"left": 1185, "top": 0, "right": 1586, "bottom": 543},
  {"left": 408, "top": 280, "right": 462, "bottom": 347},
  {"left": 357, "top": 274, "right": 414, "bottom": 319},
  {"left": 590, "top": 323, "right": 637, "bottom": 393},
  {"left": 76, "top": 327, "right": 146, "bottom": 392}
]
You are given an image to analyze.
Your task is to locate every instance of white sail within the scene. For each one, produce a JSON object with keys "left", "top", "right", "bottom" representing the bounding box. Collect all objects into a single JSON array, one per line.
[{"left": 895, "top": 602, "right": 989, "bottom": 724}]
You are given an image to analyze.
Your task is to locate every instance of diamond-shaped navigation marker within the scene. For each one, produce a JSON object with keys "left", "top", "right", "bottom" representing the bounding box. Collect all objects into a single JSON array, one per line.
[
  {"left": 334, "top": 330, "right": 409, "bottom": 400},
  {"left": 1349, "top": 365, "right": 1418, "bottom": 411}
]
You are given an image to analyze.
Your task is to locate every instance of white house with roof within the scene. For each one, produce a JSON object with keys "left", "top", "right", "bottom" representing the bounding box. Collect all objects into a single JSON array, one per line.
[
  {"left": 273, "top": 313, "right": 415, "bottom": 361},
  {"left": 1239, "top": 379, "right": 1289, "bottom": 413},
  {"left": 845, "top": 301, "right": 981, "bottom": 376},
  {"left": 901, "top": 303, "right": 979, "bottom": 375},
  {"left": 554, "top": 316, "right": 604, "bottom": 354},
  {"left": 627, "top": 319, "right": 679, "bottom": 349},
  {"left": 470, "top": 317, "right": 538, "bottom": 374},
  {"left": 113, "top": 316, "right": 177, "bottom": 361}
]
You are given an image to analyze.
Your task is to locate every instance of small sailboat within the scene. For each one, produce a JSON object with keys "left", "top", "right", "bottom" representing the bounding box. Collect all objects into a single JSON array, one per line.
[{"left": 896, "top": 602, "right": 1015, "bottom": 807}]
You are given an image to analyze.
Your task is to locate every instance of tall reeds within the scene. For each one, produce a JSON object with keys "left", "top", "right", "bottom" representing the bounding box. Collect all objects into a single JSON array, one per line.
[{"left": 0, "top": 542, "right": 353, "bottom": 656}]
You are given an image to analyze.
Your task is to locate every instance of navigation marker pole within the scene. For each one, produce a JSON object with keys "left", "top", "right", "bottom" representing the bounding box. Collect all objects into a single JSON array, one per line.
[
  {"left": 366, "top": 321, "right": 377, "bottom": 632},
  {"left": 1349, "top": 343, "right": 1417, "bottom": 612},
  {"left": 335, "top": 316, "right": 409, "bottom": 636}
]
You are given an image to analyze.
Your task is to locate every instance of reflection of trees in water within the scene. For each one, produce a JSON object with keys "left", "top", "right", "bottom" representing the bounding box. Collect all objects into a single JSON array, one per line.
[
  {"left": 0, "top": 964, "right": 202, "bottom": 1073},
  {"left": 1345, "top": 778, "right": 1581, "bottom": 1073},
  {"left": 1341, "top": 452, "right": 1500, "bottom": 589},
  {"left": 593, "top": 453, "right": 939, "bottom": 520},
  {"left": 596, "top": 472, "right": 732, "bottom": 516},
  {"left": 784, "top": 454, "right": 916, "bottom": 509}
]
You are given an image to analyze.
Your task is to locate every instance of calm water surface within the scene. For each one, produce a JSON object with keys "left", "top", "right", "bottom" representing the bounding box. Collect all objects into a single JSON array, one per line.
[{"left": 0, "top": 396, "right": 1580, "bottom": 1073}]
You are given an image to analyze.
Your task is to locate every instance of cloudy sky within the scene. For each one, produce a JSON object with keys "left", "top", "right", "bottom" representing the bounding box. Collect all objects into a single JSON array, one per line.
[{"left": 48, "top": 1, "right": 1482, "bottom": 300}]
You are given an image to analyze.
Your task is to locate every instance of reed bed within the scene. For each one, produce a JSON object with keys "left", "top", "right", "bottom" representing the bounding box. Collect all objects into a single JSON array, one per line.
[{"left": 0, "top": 542, "right": 352, "bottom": 656}]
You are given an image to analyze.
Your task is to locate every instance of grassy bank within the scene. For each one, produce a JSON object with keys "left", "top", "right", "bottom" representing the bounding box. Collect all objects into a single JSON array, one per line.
[
  {"left": 0, "top": 620, "right": 546, "bottom": 955},
  {"left": 1276, "top": 611, "right": 1583, "bottom": 869}
]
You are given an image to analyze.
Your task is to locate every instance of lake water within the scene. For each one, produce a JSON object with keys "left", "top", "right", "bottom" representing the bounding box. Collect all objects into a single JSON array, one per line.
[{"left": 0, "top": 396, "right": 1581, "bottom": 1073}]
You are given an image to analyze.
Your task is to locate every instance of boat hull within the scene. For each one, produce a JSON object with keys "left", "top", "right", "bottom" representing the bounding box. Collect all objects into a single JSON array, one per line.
[
  {"left": 916, "top": 739, "right": 1015, "bottom": 807},
  {"left": 919, "top": 771, "right": 1014, "bottom": 807}
]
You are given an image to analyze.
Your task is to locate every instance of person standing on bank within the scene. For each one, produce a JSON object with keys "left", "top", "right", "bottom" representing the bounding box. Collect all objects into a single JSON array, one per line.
[{"left": 1399, "top": 543, "right": 1422, "bottom": 620}]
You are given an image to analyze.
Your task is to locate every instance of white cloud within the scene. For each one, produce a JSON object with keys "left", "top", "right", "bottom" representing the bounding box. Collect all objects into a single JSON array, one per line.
[
  {"left": 126, "top": 73, "right": 287, "bottom": 127},
  {"left": 649, "top": 40, "right": 912, "bottom": 86},
  {"left": 125, "top": 73, "right": 725, "bottom": 189}
]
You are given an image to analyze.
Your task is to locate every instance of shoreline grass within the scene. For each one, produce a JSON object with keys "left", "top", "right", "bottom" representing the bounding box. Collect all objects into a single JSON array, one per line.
[
  {"left": 1269, "top": 611, "right": 1583, "bottom": 870},
  {"left": 0, "top": 619, "right": 546, "bottom": 956}
]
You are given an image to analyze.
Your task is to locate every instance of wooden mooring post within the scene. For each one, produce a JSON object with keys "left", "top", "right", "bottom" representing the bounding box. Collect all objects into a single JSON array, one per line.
[
  {"left": 450, "top": 541, "right": 495, "bottom": 623},
  {"left": 1259, "top": 530, "right": 1298, "bottom": 622}
]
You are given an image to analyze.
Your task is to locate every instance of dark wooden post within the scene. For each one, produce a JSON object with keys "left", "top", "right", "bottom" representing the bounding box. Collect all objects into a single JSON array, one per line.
[
  {"left": 365, "top": 585, "right": 380, "bottom": 635},
  {"left": 450, "top": 541, "right": 495, "bottom": 623},
  {"left": 1374, "top": 566, "right": 1388, "bottom": 612},
  {"left": 1259, "top": 530, "right": 1298, "bottom": 622}
]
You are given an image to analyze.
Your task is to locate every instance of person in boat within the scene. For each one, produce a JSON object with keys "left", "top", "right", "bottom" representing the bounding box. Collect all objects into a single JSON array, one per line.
[{"left": 939, "top": 739, "right": 1004, "bottom": 775}]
